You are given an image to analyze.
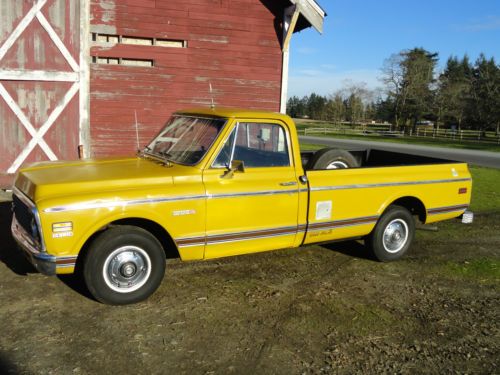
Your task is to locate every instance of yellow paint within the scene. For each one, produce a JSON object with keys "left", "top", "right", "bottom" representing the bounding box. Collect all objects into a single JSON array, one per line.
[{"left": 12, "top": 108, "right": 472, "bottom": 274}]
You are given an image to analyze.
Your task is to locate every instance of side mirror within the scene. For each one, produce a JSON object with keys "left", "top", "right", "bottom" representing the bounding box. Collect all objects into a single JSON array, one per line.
[{"left": 222, "top": 160, "right": 245, "bottom": 179}]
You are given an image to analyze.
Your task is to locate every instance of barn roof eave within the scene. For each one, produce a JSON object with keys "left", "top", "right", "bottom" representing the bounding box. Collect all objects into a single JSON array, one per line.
[{"left": 289, "top": 0, "right": 326, "bottom": 34}]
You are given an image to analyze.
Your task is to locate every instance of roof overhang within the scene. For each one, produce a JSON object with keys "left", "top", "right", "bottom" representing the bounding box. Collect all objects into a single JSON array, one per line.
[{"left": 288, "top": 0, "right": 326, "bottom": 34}]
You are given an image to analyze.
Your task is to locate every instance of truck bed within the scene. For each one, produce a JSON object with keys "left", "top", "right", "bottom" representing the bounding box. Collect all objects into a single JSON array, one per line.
[{"left": 301, "top": 148, "right": 457, "bottom": 170}]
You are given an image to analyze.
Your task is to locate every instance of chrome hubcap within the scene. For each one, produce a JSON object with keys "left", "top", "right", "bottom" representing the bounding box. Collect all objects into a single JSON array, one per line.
[
  {"left": 326, "top": 161, "right": 349, "bottom": 169},
  {"left": 103, "top": 246, "right": 151, "bottom": 293},
  {"left": 383, "top": 219, "right": 409, "bottom": 253}
]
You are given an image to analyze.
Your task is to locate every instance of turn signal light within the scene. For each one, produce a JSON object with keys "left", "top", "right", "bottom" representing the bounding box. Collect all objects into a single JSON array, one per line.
[{"left": 458, "top": 187, "right": 467, "bottom": 194}]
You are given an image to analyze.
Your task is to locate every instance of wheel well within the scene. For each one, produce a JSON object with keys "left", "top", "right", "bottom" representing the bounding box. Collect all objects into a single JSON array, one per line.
[
  {"left": 388, "top": 197, "right": 427, "bottom": 223},
  {"left": 76, "top": 218, "right": 179, "bottom": 274},
  {"left": 111, "top": 218, "right": 180, "bottom": 259}
]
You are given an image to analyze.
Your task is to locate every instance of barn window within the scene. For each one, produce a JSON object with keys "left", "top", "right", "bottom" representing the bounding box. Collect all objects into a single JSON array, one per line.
[
  {"left": 91, "top": 33, "right": 187, "bottom": 48},
  {"left": 91, "top": 56, "right": 154, "bottom": 67}
]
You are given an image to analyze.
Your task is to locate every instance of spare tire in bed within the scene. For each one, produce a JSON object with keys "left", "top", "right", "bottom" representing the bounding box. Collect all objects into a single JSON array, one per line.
[{"left": 307, "top": 147, "right": 359, "bottom": 170}]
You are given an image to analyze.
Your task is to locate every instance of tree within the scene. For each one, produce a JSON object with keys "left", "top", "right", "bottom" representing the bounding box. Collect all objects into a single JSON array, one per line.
[
  {"left": 469, "top": 55, "right": 500, "bottom": 133},
  {"left": 325, "top": 93, "right": 345, "bottom": 123},
  {"left": 307, "top": 93, "right": 328, "bottom": 120},
  {"left": 382, "top": 48, "right": 438, "bottom": 131},
  {"left": 436, "top": 55, "right": 472, "bottom": 131},
  {"left": 381, "top": 53, "right": 406, "bottom": 129}
]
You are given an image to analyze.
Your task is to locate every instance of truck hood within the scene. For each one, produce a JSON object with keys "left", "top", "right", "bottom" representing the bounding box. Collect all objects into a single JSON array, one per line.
[{"left": 14, "top": 157, "right": 182, "bottom": 203}]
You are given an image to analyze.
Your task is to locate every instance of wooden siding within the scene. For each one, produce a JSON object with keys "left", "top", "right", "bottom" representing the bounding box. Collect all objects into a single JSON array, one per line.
[
  {"left": 90, "top": 0, "right": 287, "bottom": 157},
  {"left": 0, "top": 0, "right": 82, "bottom": 187}
]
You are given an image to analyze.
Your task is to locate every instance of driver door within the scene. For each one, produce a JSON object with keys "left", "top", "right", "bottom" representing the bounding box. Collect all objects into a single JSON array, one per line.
[{"left": 202, "top": 120, "right": 301, "bottom": 259}]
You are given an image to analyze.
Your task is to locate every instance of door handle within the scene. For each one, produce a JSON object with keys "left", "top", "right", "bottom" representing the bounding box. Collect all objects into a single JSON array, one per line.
[{"left": 280, "top": 181, "right": 298, "bottom": 186}]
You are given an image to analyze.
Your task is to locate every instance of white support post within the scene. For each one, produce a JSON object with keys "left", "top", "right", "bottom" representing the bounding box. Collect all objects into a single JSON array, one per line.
[
  {"left": 280, "top": 5, "right": 300, "bottom": 114},
  {"left": 79, "top": 0, "right": 91, "bottom": 158}
]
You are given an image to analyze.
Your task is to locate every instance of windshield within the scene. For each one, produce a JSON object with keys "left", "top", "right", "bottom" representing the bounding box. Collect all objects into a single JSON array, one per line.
[{"left": 145, "top": 115, "right": 226, "bottom": 165}]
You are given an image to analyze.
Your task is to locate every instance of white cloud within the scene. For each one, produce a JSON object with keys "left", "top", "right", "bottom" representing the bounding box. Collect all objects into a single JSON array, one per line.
[
  {"left": 296, "top": 47, "right": 317, "bottom": 54},
  {"left": 288, "top": 68, "right": 382, "bottom": 98}
]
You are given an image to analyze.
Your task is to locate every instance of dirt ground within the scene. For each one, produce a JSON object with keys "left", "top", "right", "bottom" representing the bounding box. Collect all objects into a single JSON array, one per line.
[{"left": 0, "top": 199, "right": 498, "bottom": 375}]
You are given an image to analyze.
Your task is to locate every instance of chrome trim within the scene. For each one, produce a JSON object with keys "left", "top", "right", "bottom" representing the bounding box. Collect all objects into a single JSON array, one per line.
[
  {"left": 176, "top": 215, "right": 376, "bottom": 248},
  {"left": 307, "top": 215, "right": 379, "bottom": 232},
  {"left": 280, "top": 181, "right": 298, "bottom": 186},
  {"left": 176, "top": 225, "right": 300, "bottom": 248},
  {"left": 427, "top": 204, "right": 469, "bottom": 215},
  {"left": 208, "top": 189, "right": 299, "bottom": 199},
  {"left": 44, "top": 189, "right": 301, "bottom": 213},
  {"left": 11, "top": 215, "right": 56, "bottom": 275},
  {"left": 13, "top": 187, "right": 46, "bottom": 252},
  {"left": 13, "top": 186, "right": 35, "bottom": 209},
  {"left": 205, "top": 230, "right": 295, "bottom": 245},
  {"left": 310, "top": 178, "right": 472, "bottom": 192},
  {"left": 44, "top": 194, "right": 207, "bottom": 213}
]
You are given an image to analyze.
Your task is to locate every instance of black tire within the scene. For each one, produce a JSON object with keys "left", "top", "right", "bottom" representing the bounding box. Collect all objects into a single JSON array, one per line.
[
  {"left": 307, "top": 148, "right": 359, "bottom": 170},
  {"left": 367, "top": 205, "right": 415, "bottom": 262},
  {"left": 83, "top": 225, "right": 166, "bottom": 305}
]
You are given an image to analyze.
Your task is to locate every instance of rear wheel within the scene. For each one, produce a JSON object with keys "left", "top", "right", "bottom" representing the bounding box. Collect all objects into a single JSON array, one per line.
[
  {"left": 83, "top": 226, "right": 166, "bottom": 305},
  {"left": 307, "top": 148, "right": 359, "bottom": 170},
  {"left": 367, "top": 205, "right": 415, "bottom": 262}
]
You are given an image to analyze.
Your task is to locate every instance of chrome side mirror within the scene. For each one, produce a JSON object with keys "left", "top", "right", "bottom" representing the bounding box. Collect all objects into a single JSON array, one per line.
[{"left": 222, "top": 160, "right": 245, "bottom": 179}]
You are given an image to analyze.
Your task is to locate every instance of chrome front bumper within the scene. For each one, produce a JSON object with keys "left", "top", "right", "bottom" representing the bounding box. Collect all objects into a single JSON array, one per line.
[{"left": 11, "top": 215, "right": 57, "bottom": 275}]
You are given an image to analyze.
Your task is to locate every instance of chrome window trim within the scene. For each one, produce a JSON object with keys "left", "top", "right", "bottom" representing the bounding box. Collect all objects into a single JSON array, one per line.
[
  {"left": 211, "top": 121, "right": 293, "bottom": 169},
  {"left": 310, "top": 178, "right": 472, "bottom": 192}
]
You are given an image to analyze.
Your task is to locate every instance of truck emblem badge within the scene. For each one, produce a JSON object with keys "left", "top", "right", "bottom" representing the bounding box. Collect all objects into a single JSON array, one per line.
[{"left": 173, "top": 209, "right": 196, "bottom": 216}]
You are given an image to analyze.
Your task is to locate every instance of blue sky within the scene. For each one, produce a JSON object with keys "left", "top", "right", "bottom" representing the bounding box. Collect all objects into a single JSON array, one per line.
[{"left": 288, "top": 0, "right": 500, "bottom": 98}]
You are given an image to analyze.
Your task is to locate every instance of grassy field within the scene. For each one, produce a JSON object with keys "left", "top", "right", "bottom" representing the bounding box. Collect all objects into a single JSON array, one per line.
[{"left": 296, "top": 121, "right": 500, "bottom": 153}]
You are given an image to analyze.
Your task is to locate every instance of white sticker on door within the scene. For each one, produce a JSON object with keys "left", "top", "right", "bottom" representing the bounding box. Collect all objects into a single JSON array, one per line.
[{"left": 316, "top": 201, "right": 332, "bottom": 220}]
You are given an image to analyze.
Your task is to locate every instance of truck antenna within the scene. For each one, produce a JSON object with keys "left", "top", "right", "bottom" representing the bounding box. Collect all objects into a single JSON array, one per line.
[
  {"left": 134, "top": 110, "right": 140, "bottom": 152},
  {"left": 209, "top": 82, "right": 215, "bottom": 109}
]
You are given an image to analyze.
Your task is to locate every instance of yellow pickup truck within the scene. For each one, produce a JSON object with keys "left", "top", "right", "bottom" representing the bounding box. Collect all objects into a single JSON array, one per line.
[{"left": 11, "top": 108, "right": 473, "bottom": 304}]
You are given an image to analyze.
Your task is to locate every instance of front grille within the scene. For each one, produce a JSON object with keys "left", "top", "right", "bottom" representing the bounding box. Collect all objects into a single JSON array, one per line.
[{"left": 13, "top": 194, "right": 41, "bottom": 244}]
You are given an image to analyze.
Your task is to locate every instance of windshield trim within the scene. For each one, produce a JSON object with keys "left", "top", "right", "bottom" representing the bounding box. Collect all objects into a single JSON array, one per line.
[{"left": 144, "top": 115, "right": 229, "bottom": 167}]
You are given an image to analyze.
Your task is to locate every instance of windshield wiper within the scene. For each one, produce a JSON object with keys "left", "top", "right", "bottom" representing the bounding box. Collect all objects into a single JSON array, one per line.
[{"left": 140, "top": 148, "right": 173, "bottom": 167}]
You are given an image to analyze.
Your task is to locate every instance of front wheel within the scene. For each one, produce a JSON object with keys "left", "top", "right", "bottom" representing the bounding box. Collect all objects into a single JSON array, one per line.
[
  {"left": 367, "top": 205, "right": 415, "bottom": 262},
  {"left": 83, "top": 226, "right": 166, "bottom": 305}
]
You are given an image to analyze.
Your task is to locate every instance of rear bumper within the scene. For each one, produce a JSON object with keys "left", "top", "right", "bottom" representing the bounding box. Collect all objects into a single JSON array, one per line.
[{"left": 11, "top": 215, "right": 57, "bottom": 275}]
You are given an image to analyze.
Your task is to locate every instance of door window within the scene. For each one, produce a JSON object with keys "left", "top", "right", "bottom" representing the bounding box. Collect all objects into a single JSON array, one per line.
[{"left": 213, "top": 123, "right": 290, "bottom": 168}]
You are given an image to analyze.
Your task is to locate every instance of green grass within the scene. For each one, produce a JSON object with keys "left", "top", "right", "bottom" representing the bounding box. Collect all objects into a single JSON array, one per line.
[
  {"left": 442, "top": 259, "right": 500, "bottom": 281},
  {"left": 297, "top": 123, "right": 500, "bottom": 153},
  {"left": 469, "top": 167, "right": 500, "bottom": 212},
  {"left": 299, "top": 143, "right": 325, "bottom": 151}
]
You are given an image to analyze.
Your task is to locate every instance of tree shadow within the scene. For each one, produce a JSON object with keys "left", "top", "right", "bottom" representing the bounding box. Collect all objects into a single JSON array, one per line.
[
  {"left": 320, "top": 239, "right": 378, "bottom": 261},
  {"left": 0, "top": 201, "right": 36, "bottom": 275}
]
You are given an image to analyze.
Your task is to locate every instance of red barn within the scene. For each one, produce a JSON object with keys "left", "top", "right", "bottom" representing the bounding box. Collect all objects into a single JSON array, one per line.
[{"left": 0, "top": 0, "right": 324, "bottom": 187}]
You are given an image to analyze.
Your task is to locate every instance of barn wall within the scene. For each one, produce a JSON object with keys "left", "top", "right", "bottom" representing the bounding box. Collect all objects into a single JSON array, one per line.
[{"left": 89, "top": 0, "right": 286, "bottom": 157}]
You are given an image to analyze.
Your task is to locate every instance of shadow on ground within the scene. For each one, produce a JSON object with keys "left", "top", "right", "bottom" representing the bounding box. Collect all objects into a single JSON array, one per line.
[
  {"left": 0, "top": 201, "right": 35, "bottom": 275},
  {"left": 321, "top": 239, "right": 377, "bottom": 261},
  {"left": 0, "top": 351, "right": 19, "bottom": 375}
]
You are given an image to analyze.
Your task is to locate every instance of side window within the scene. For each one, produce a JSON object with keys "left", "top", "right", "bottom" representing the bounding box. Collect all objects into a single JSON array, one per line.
[
  {"left": 212, "top": 128, "right": 236, "bottom": 168},
  {"left": 212, "top": 122, "right": 290, "bottom": 168}
]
